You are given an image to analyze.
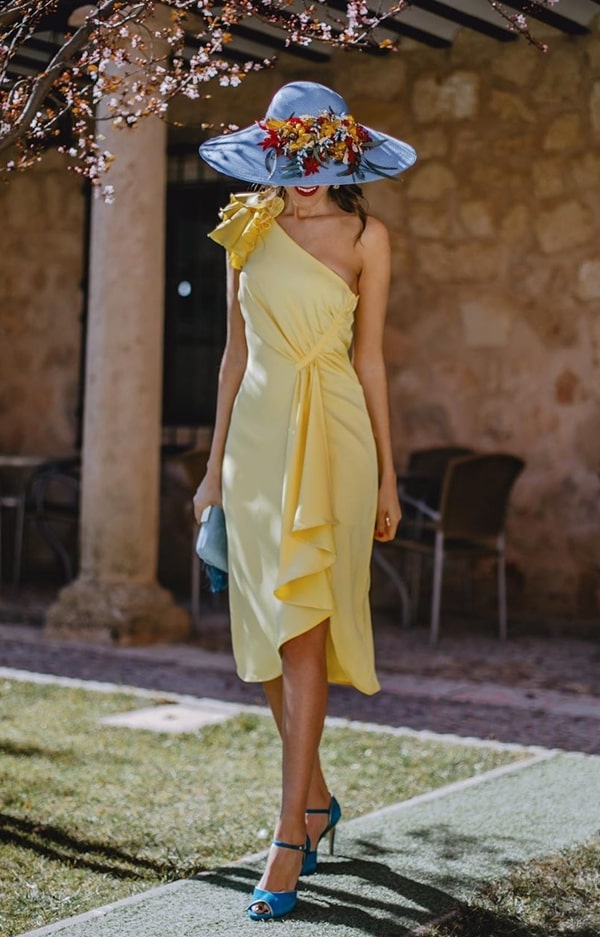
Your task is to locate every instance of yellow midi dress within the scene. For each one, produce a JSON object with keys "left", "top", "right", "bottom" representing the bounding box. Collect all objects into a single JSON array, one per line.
[{"left": 210, "top": 191, "right": 380, "bottom": 696}]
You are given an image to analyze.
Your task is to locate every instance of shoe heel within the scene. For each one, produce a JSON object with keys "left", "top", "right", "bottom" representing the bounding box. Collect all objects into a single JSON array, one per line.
[
  {"left": 300, "top": 847, "right": 317, "bottom": 876},
  {"left": 302, "top": 794, "right": 341, "bottom": 875}
]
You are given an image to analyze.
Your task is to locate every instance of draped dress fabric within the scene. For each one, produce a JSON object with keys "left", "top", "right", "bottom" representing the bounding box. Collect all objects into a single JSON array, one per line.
[{"left": 210, "top": 192, "right": 380, "bottom": 696}]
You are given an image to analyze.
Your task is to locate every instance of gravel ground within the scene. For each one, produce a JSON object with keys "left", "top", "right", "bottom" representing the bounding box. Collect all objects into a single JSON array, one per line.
[{"left": 1, "top": 601, "right": 599, "bottom": 755}]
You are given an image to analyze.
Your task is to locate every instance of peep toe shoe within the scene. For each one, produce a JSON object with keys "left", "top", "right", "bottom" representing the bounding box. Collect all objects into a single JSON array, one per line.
[
  {"left": 247, "top": 837, "right": 309, "bottom": 921},
  {"left": 301, "top": 794, "right": 342, "bottom": 876}
]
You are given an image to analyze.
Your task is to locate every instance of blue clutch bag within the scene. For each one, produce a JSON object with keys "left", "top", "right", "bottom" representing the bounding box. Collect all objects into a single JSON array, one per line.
[{"left": 196, "top": 505, "right": 228, "bottom": 592}]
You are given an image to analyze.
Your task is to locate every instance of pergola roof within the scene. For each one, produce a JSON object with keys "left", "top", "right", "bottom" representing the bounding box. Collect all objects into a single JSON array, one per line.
[{"left": 7, "top": 0, "right": 600, "bottom": 78}]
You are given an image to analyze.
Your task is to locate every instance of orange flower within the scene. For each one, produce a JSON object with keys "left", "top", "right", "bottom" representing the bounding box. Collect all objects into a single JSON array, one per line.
[{"left": 258, "top": 110, "right": 373, "bottom": 178}]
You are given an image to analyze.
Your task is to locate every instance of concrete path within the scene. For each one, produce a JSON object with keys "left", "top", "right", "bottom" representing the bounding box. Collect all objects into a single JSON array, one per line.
[{"left": 17, "top": 749, "right": 600, "bottom": 937}]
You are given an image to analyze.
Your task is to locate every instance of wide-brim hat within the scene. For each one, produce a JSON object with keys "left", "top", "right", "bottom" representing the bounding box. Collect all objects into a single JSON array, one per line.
[{"left": 199, "top": 81, "right": 417, "bottom": 186}]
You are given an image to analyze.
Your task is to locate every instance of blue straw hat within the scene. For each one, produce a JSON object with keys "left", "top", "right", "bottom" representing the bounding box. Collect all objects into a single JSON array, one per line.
[{"left": 199, "top": 81, "right": 417, "bottom": 186}]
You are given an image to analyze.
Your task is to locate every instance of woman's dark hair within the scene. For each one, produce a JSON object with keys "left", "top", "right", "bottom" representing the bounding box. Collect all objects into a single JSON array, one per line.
[
  {"left": 261, "top": 184, "right": 368, "bottom": 238},
  {"left": 329, "top": 185, "right": 367, "bottom": 236}
]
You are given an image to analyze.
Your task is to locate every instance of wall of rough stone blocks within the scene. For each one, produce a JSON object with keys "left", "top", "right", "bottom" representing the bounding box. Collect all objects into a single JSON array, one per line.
[
  {"left": 1, "top": 14, "right": 599, "bottom": 619},
  {"left": 0, "top": 149, "right": 85, "bottom": 454}
]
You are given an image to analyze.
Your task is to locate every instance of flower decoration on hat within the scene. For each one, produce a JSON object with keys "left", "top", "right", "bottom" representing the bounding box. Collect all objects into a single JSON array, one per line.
[{"left": 258, "top": 109, "right": 392, "bottom": 180}]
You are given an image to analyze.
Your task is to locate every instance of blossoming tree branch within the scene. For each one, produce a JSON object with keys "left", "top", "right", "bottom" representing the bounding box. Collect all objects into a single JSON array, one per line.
[{"left": 0, "top": 0, "right": 560, "bottom": 188}]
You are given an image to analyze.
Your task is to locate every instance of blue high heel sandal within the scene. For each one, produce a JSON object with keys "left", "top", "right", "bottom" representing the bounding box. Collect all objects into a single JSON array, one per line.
[
  {"left": 301, "top": 795, "right": 342, "bottom": 876},
  {"left": 247, "top": 837, "right": 309, "bottom": 921}
]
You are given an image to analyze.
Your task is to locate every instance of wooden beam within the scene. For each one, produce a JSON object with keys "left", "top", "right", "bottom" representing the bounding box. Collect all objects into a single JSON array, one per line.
[
  {"left": 410, "top": 0, "right": 517, "bottom": 42},
  {"left": 498, "top": 0, "right": 589, "bottom": 34},
  {"left": 228, "top": 22, "right": 330, "bottom": 62},
  {"left": 326, "top": 0, "right": 451, "bottom": 47}
]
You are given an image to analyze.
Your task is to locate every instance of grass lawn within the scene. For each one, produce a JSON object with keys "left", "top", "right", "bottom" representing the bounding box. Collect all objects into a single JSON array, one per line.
[{"left": 0, "top": 676, "right": 523, "bottom": 936}]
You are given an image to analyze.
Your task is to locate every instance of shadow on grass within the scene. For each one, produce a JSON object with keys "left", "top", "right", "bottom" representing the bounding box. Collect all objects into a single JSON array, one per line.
[
  {"left": 431, "top": 904, "right": 600, "bottom": 937},
  {"left": 199, "top": 857, "right": 458, "bottom": 935},
  {"left": 0, "top": 740, "right": 65, "bottom": 758},
  {"left": 0, "top": 813, "right": 171, "bottom": 880},
  {"left": 196, "top": 855, "right": 599, "bottom": 936},
  {"left": 192, "top": 820, "right": 550, "bottom": 935},
  {"left": 353, "top": 822, "right": 525, "bottom": 888}
]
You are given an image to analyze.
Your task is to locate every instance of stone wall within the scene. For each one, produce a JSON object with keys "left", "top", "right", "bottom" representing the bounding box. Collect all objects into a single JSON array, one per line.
[{"left": 0, "top": 150, "right": 85, "bottom": 455}]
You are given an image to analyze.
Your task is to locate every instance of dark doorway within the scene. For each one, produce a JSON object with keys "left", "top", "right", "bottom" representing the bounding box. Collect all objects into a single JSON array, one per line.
[{"left": 163, "top": 170, "right": 236, "bottom": 429}]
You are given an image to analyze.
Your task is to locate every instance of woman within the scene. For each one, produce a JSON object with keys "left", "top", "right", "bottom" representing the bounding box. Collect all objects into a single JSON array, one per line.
[{"left": 194, "top": 81, "right": 416, "bottom": 921}]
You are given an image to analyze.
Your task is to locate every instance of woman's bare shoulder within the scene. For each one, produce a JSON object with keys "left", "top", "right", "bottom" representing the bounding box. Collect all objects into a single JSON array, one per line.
[
  {"left": 362, "top": 214, "right": 390, "bottom": 247},
  {"left": 357, "top": 215, "right": 390, "bottom": 267}
]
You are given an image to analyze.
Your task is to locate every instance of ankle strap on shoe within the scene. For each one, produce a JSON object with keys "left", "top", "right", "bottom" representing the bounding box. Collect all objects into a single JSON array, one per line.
[{"left": 272, "top": 838, "right": 308, "bottom": 852}]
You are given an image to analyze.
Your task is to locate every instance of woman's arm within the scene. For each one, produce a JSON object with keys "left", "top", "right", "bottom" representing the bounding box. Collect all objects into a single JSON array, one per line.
[
  {"left": 193, "top": 260, "right": 247, "bottom": 522},
  {"left": 352, "top": 216, "right": 401, "bottom": 542}
]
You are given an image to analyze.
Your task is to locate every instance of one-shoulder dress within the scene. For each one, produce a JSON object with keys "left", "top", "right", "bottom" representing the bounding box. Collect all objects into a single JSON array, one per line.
[{"left": 209, "top": 191, "right": 380, "bottom": 696}]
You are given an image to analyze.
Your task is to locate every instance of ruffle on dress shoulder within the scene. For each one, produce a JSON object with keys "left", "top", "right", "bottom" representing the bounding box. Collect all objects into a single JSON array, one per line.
[{"left": 208, "top": 191, "right": 285, "bottom": 270}]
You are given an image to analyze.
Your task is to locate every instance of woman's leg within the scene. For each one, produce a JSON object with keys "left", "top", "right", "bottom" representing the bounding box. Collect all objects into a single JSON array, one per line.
[
  {"left": 253, "top": 619, "right": 330, "bottom": 900},
  {"left": 263, "top": 674, "right": 332, "bottom": 850}
]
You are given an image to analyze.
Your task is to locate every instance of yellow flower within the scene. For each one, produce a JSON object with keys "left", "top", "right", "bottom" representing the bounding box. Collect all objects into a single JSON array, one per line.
[{"left": 259, "top": 110, "right": 372, "bottom": 177}]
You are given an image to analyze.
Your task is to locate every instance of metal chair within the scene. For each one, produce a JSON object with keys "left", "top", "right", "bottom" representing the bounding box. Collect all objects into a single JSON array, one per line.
[
  {"left": 30, "top": 461, "right": 81, "bottom": 582},
  {"left": 371, "top": 546, "right": 412, "bottom": 627},
  {"left": 372, "top": 446, "right": 475, "bottom": 624},
  {"left": 391, "top": 453, "right": 525, "bottom": 644},
  {"left": 0, "top": 478, "right": 27, "bottom": 587},
  {"left": 399, "top": 445, "right": 475, "bottom": 522}
]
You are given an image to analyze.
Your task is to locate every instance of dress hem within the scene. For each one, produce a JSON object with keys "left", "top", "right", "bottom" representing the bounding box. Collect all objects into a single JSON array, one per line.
[{"left": 234, "top": 665, "right": 380, "bottom": 697}]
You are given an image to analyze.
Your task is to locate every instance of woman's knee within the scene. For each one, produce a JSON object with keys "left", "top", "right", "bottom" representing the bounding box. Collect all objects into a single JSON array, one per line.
[{"left": 280, "top": 619, "right": 329, "bottom": 665}]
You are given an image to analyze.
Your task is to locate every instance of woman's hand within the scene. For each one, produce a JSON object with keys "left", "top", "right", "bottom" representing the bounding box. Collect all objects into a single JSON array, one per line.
[
  {"left": 193, "top": 473, "right": 222, "bottom": 525},
  {"left": 374, "top": 475, "right": 401, "bottom": 542}
]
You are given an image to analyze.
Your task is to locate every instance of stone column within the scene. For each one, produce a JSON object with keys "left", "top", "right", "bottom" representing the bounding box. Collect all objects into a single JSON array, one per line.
[{"left": 46, "top": 39, "right": 189, "bottom": 643}]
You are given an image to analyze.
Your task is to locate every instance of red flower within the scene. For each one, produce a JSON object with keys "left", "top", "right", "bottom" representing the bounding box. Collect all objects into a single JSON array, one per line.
[
  {"left": 302, "top": 156, "right": 321, "bottom": 176},
  {"left": 258, "top": 127, "right": 283, "bottom": 154}
]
